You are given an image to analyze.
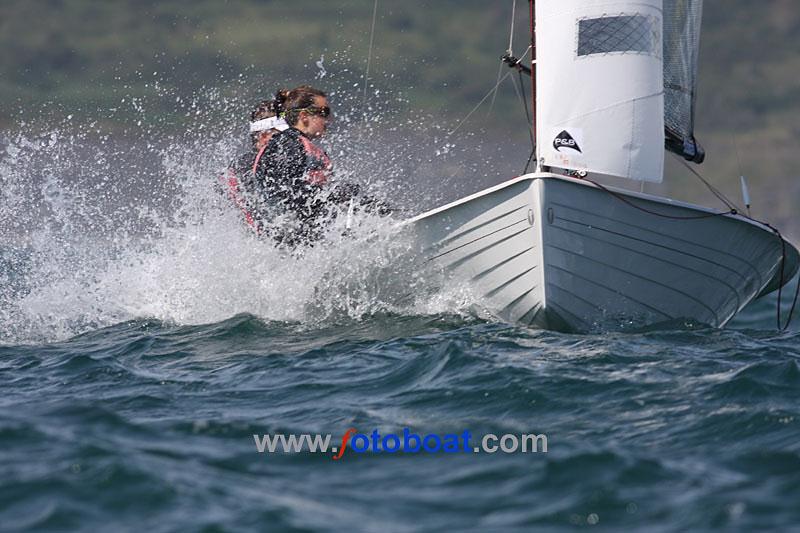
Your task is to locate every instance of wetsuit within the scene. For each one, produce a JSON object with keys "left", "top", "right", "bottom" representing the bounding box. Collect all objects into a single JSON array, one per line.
[
  {"left": 253, "top": 127, "right": 334, "bottom": 237},
  {"left": 224, "top": 127, "right": 390, "bottom": 245},
  {"left": 221, "top": 130, "right": 282, "bottom": 231},
  {"left": 252, "top": 127, "right": 389, "bottom": 246}
]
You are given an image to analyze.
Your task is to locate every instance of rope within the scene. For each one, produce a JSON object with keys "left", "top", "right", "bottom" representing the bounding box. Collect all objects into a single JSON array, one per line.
[
  {"left": 515, "top": 70, "right": 535, "bottom": 150},
  {"left": 757, "top": 223, "right": 800, "bottom": 331},
  {"left": 777, "top": 234, "right": 787, "bottom": 329},
  {"left": 490, "top": 0, "right": 520, "bottom": 114},
  {"left": 691, "top": 142, "right": 800, "bottom": 330},
  {"left": 579, "top": 173, "right": 799, "bottom": 330},
  {"left": 487, "top": 61, "right": 505, "bottom": 114},
  {"left": 450, "top": 46, "right": 531, "bottom": 136},
  {"left": 671, "top": 153, "right": 741, "bottom": 212},
  {"left": 523, "top": 146, "right": 536, "bottom": 174},
  {"left": 362, "top": 0, "right": 379, "bottom": 121},
  {"left": 578, "top": 174, "right": 737, "bottom": 220},
  {"left": 781, "top": 261, "right": 800, "bottom": 331},
  {"left": 671, "top": 151, "right": 799, "bottom": 329}
]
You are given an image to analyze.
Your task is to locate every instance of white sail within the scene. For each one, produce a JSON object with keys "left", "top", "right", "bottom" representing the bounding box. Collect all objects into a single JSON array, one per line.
[{"left": 536, "top": 0, "right": 665, "bottom": 182}]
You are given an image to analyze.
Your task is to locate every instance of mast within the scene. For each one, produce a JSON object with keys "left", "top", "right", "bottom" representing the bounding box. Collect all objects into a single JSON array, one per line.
[
  {"left": 500, "top": 1, "right": 538, "bottom": 172},
  {"left": 529, "top": 0, "right": 537, "bottom": 170}
]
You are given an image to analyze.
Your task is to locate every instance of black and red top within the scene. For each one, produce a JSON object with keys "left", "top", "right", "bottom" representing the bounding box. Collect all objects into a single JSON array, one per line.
[
  {"left": 253, "top": 127, "right": 333, "bottom": 216},
  {"left": 224, "top": 127, "right": 390, "bottom": 244}
]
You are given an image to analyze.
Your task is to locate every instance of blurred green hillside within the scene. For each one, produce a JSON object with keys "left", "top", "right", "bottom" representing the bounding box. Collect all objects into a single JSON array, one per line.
[
  {"left": 0, "top": 0, "right": 522, "bottom": 122},
  {"left": 1, "top": 0, "right": 798, "bottom": 229}
]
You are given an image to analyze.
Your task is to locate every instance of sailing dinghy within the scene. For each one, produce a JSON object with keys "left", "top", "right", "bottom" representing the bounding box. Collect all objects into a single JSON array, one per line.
[{"left": 399, "top": 0, "right": 799, "bottom": 332}]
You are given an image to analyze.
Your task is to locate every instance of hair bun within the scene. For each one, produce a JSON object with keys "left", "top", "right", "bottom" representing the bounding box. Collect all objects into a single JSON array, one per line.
[{"left": 273, "top": 89, "right": 289, "bottom": 113}]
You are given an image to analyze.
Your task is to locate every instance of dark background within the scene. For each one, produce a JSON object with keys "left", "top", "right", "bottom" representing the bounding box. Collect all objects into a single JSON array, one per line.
[{"left": 1, "top": 0, "right": 798, "bottom": 236}]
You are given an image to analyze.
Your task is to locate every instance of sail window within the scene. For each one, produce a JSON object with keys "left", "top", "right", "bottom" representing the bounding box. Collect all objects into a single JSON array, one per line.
[{"left": 577, "top": 15, "right": 660, "bottom": 58}]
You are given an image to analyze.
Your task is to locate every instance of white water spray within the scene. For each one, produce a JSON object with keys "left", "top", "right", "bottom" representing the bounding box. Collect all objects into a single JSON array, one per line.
[{"left": 0, "top": 77, "right": 489, "bottom": 344}]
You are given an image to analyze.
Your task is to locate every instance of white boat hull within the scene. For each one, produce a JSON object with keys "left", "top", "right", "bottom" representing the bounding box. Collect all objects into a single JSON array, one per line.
[{"left": 403, "top": 173, "right": 799, "bottom": 332}]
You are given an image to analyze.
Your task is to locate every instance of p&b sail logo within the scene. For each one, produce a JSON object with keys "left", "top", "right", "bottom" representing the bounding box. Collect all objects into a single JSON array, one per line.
[{"left": 553, "top": 130, "right": 582, "bottom": 153}]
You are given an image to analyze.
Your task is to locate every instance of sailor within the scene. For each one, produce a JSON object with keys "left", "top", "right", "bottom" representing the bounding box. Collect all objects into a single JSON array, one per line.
[
  {"left": 222, "top": 96, "right": 290, "bottom": 230},
  {"left": 251, "top": 85, "right": 390, "bottom": 246}
]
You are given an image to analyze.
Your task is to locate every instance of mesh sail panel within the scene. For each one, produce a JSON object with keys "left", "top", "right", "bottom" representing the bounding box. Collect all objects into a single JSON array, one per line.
[
  {"left": 662, "top": 0, "right": 704, "bottom": 163},
  {"left": 578, "top": 15, "right": 660, "bottom": 58}
]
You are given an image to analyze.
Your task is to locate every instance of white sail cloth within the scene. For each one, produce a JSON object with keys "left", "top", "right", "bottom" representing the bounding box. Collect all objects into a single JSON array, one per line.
[{"left": 536, "top": 0, "right": 665, "bottom": 182}]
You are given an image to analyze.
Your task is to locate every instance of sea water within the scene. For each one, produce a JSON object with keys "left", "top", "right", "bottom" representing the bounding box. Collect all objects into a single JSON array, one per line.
[{"left": 2, "top": 87, "right": 799, "bottom": 532}]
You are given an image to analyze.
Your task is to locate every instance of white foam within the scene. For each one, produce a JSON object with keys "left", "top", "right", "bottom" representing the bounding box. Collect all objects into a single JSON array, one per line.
[{"left": 0, "top": 127, "right": 479, "bottom": 344}]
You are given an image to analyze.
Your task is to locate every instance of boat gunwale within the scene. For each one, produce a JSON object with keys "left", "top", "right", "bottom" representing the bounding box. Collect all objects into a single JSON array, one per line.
[{"left": 403, "top": 173, "right": 796, "bottom": 247}]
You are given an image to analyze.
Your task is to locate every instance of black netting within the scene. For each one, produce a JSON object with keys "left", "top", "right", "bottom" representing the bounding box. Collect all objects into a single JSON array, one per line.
[
  {"left": 577, "top": 15, "right": 660, "bottom": 57},
  {"left": 663, "top": 0, "right": 704, "bottom": 162}
]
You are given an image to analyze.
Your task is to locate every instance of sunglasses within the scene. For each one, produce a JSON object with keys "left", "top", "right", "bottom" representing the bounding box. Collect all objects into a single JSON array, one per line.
[{"left": 298, "top": 105, "right": 332, "bottom": 118}]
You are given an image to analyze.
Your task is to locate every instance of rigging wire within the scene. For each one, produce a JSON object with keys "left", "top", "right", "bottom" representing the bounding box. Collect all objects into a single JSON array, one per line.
[
  {"left": 522, "top": 147, "right": 536, "bottom": 174},
  {"left": 670, "top": 153, "right": 741, "bottom": 213},
  {"left": 720, "top": 119, "right": 797, "bottom": 330},
  {"left": 514, "top": 69, "right": 535, "bottom": 174},
  {"left": 452, "top": 45, "right": 532, "bottom": 136},
  {"left": 516, "top": 70, "right": 534, "bottom": 149},
  {"left": 723, "top": 114, "right": 799, "bottom": 329},
  {"left": 446, "top": 69, "right": 514, "bottom": 136},
  {"left": 490, "top": 0, "right": 519, "bottom": 114},
  {"left": 505, "top": 65, "right": 535, "bottom": 173},
  {"left": 487, "top": 62, "right": 505, "bottom": 115},
  {"left": 362, "top": 0, "right": 379, "bottom": 122},
  {"left": 508, "top": 68, "right": 536, "bottom": 175}
]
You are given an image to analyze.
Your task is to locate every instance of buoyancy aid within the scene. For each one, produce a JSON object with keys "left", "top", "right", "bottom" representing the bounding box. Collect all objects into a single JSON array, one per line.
[
  {"left": 296, "top": 134, "right": 332, "bottom": 185},
  {"left": 254, "top": 128, "right": 333, "bottom": 213},
  {"left": 220, "top": 129, "right": 284, "bottom": 232},
  {"left": 221, "top": 166, "right": 257, "bottom": 229}
]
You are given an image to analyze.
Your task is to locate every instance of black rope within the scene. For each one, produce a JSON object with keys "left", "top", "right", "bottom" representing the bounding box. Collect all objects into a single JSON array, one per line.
[
  {"left": 516, "top": 70, "right": 535, "bottom": 151},
  {"left": 672, "top": 153, "right": 741, "bottom": 213},
  {"left": 522, "top": 146, "right": 536, "bottom": 174},
  {"left": 777, "top": 234, "right": 787, "bottom": 330},
  {"left": 760, "top": 223, "right": 800, "bottom": 331},
  {"left": 578, "top": 175, "right": 737, "bottom": 220},
  {"left": 515, "top": 70, "right": 536, "bottom": 174},
  {"left": 782, "top": 265, "right": 800, "bottom": 331}
]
